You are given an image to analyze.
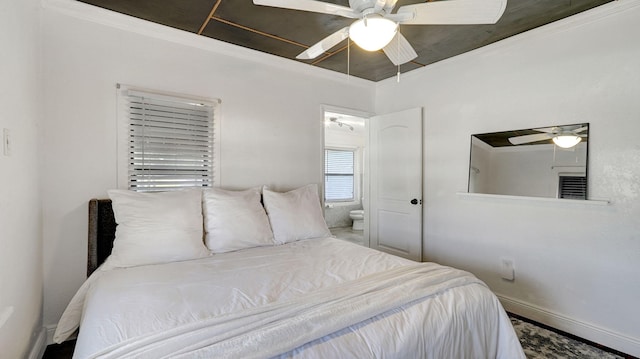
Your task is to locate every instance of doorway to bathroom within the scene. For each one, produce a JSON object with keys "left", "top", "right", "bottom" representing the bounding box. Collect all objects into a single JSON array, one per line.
[{"left": 323, "top": 108, "right": 369, "bottom": 247}]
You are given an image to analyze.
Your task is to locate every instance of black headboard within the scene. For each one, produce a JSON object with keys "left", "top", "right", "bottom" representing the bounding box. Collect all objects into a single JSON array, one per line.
[{"left": 88, "top": 199, "right": 116, "bottom": 276}]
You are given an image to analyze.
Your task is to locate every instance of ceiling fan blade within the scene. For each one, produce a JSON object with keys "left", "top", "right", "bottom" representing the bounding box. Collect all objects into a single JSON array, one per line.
[
  {"left": 397, "top": 0, "right": 507, "bottom": 25},
  {"left": 537, "top": 125, "right": 587, "bottom": 134},
  {"left": 383, "top": 0, "right": 399, "bottom": 13},
  {"left": 252, "top": 0, "right": 360, "bottom": 18},
  {"left": 383, "top": 32, "right": 418, "bottom": 66},
  {"left": 296, "top": 27, "right": 349, "bottom": 60},
  {"left": 508, "top": 133, "right": 553, "bottom": 145},
  {"left": 533, "top": 126, "right": 558, "bottom": 133}
]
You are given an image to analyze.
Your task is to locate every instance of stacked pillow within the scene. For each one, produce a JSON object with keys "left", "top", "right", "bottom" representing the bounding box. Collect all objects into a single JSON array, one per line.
[
  {"left": 103, "top": 184, "right": 331, "bottom": 269},
  {"left": 103, "top": 189, "right": 210, "bottom": 270},
  {"left": 262, "top": 184, "right": 332, "bottom": 244},
  {"left": 202, "top": 187, "right": 274, "bottom": 253}
]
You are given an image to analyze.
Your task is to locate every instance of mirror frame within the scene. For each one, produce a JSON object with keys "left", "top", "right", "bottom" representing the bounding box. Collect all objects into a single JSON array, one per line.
[{"left": 468, "top": 123, "right": 589, "bottom": 200}]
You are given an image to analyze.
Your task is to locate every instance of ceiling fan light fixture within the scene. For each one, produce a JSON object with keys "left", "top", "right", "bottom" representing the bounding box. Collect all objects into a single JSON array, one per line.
[
  {"left": 552, "top": 134, "right": 582, "bottom": 148},
  {"left": 349, "top": 16, "right": 398, "bottom": 51}
]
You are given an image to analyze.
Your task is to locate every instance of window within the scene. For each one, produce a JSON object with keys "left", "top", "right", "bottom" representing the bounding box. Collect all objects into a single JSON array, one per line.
[
  {"left": 324, "top": 149, "right": 355, "bottom": 202},
  {"left": 558, "top": 175, "right": 587, "bottom": 199},
  {"left": 118, "top": 86, "right": 220, "bottom": 192}
]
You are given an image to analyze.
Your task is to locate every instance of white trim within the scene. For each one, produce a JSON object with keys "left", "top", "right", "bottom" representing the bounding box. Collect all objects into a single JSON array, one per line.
[
  {"left": 42, "top": 0, "right": 373, "bottom": 88},
  {"left": 499, "top": 294, "right": 640, "bottom": 357},
  {"left": 325, "top": 200, "right": 360, "bottom": 207},
  {"left": 46, "top": 323, "right": 77, "bottom": 346},
  {"left": 325, "top": 145, "right": 359, "bottom": 151},
  {"left": 321, "top": 105, "right": 374, "bottom": 119},
  {"left": 456, "top": 192, "right": 610, "bottom": 205},
  {"left": 125, "top": 88, "right": 220, "bottom": 107},
  {"left": 45, "top": 324, "right": 57, "bottom": 345},
  {"left": 28, "top": 327, "right": 46, "bottom": 359}
]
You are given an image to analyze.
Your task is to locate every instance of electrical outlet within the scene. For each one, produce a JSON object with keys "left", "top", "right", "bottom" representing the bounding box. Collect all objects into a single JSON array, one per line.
[
  {"left": 3, "top": 128, "right": 10, "bottom": 156},
  {"left": 500, "top": 257, "right": 515, "bottom": 281}
]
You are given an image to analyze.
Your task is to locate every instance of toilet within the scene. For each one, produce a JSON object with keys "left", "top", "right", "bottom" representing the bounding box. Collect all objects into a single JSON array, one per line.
[{"left": 349, "top": 209, "right": 364, "bottom": 231}]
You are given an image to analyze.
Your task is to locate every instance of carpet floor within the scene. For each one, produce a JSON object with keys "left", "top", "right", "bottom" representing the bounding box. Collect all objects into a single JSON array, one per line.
[{"left": 43, "top": 315, "right": 635, "bottom": 358}]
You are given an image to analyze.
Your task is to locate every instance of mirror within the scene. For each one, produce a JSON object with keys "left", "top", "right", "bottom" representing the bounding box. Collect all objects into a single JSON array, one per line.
[{"left": 468, "top": 123, "right": 589, "bottom": 199}]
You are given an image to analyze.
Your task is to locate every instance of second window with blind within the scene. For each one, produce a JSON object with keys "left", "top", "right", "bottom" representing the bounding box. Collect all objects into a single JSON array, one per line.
[
  {"left": 117, "top": 85, "right": 220, "bottom": 192},
  {"left": 324, "top": 148, "right": 356, "bottom": 202}
]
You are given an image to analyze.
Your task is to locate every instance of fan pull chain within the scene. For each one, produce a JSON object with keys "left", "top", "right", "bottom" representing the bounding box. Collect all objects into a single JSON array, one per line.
[
  {"left": 347, "top": 37, "right": 351, "bottom": 81},
  {"left": 396, "top": 25, "right": 401, "bottom": 83}
]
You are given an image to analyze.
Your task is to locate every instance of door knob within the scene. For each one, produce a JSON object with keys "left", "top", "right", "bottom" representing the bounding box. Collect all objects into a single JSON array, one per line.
[{"left": 410, "top": 198, "right": 418, "bottom": 205}]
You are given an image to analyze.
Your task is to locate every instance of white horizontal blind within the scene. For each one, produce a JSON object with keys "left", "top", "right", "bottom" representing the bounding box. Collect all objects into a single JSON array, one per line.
[
  {"left": 558, "top": 175, "right": 587, "bottom": 199},
  {"left": 325, "top": 149, "right": 355, "bottom": 201},
  {"left": 125, "top": 90, "right": 217, "bottom": 192}
]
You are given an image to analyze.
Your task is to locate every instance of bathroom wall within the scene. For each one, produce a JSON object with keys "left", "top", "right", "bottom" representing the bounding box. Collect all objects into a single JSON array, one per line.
[
  {"left": 324, "top": 115, "right": 365, "bottom": 228},
  {"left": 324, "top": 203, "right": 362, "bottom": 228}
]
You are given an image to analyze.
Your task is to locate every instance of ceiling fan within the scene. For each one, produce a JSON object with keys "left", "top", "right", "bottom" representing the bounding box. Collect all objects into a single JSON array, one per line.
[
  {"left": 508, "top": 125, "right": 588, "bottom": 148},
  {"left": 252, "top": 0, "right": 508, "bottom": 66}
]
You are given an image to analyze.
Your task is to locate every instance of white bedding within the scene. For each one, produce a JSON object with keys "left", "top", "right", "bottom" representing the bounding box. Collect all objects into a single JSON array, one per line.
[{"left": 55, "top": 237, "right": 524, "bottom": 359}]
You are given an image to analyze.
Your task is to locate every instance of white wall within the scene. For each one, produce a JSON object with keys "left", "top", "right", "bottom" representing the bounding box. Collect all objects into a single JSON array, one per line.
[
  {"left": 468, "top": 138, "right": 491, "bottom": 193},
  {"left": 37, "top": 0, "right": 640, "bottom": 355},
  {"left": 488, "top": 144, "right": 587, "bottom": 198},
  {"left": 0, "top": 0, "right": 45, "bottom": 357},
  {"left": 376, "top": 0, "right": 640, "bottom": 355},
  {"left": 41, "top": 0, "right": 374, "bottom": 336},
  {"left": 324, "top": 122, "right": 366, "bottom": 227},
  {"left": 471, "top": 142, "right": 587, "bottom": 198}
]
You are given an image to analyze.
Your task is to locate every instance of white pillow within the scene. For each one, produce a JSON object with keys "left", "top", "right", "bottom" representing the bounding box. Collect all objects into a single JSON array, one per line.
[
  {"left": 103, "top": 189, "right": 210, "bottom": 269},
  {"left": 202, "top": 187, "right": 275, "bottom": 253},
  {"left": 262, "top": 184, "right": 331, "bottom": 244}
]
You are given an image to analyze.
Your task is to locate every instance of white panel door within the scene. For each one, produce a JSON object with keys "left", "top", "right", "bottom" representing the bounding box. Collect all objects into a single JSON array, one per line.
[{"left": 369, "top": 108, "right": 422, "bottom": 261}]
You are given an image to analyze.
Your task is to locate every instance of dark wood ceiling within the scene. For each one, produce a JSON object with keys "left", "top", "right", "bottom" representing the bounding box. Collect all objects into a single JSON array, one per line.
[
  {"left": 474, "top": 124, "right": 589, "bottom": 147},
  {"left": 76, "top": 0, "right": 613, "bottom": 82}
]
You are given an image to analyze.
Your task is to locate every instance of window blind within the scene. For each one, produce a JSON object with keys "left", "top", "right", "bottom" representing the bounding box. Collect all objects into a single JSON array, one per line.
[
  {"left": 325, "top": 149, "right": 355, "bottom": 201},
  {"left": 124, "top": 90, "right": 217, "bottom": 192},
  {"left": 558, "top": 175, "right": 587, "bottom": 199}
]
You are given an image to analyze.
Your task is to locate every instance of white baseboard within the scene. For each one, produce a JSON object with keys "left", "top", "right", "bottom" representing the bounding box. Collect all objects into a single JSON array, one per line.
[
  {"left": 45, "top": 324, "right": 57, "bottom": 345},
  {"left": 28, "top": 327, "right": 47, "bottom": 359},
  {"left": 45, "top": 323, "right": 77, "bottom": 346},
  {"left": 498, "top": 294, "right": 640, "bottom": 357}
]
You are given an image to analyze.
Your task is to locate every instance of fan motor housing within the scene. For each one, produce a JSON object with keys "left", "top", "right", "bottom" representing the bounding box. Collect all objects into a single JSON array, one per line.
[{"left": 349, "top": 0, "right": 378, "bottom": 13}]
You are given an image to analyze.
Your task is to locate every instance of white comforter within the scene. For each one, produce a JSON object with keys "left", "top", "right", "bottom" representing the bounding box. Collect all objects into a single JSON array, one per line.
[{"left": 55, "top": 238, "right": 524, "bottom": 358}]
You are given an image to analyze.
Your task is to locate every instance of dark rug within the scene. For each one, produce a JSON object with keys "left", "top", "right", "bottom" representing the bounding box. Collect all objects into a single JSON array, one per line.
[{"left": 510, "top": 314, "right": 634, "bottom": 359}]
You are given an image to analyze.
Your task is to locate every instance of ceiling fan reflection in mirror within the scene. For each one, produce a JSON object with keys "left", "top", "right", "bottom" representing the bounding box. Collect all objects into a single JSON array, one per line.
[
  {"left": 508, "top": 125, "right": 588, "bottom": 148},
  {"left": 252, "top": 0, "right": 508, "bottom": 67}
]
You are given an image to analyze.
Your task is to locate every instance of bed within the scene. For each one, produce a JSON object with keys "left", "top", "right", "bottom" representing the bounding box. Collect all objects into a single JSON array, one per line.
[{"left": 54, "top": 186, "right": 525, "bottom": 359}]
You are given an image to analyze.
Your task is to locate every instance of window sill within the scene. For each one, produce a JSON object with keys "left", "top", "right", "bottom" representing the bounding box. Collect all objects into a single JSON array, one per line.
[
  {"left": 325, "top": 201, "right": 359, "bottom": 208},
  {"left": 455, "top": 192, "right": 610, "bottom": 205}
]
